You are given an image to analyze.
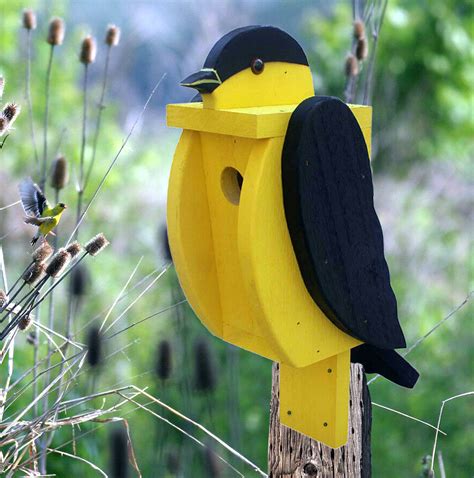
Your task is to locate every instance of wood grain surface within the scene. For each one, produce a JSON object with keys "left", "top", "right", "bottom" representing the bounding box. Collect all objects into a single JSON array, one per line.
[{"left": 269, "top": 363, "right": 372, "bottom": 477}]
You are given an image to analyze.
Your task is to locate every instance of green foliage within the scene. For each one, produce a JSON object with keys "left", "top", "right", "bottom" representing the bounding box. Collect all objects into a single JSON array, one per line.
[{"left": 304, "top": 0, "right": 474, "bottom": 174}]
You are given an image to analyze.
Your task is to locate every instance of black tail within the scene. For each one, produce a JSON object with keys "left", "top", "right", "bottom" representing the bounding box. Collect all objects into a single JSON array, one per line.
[
  {"left": 31, "top": 236, "right": 39, "bottom": 246},
  {"left": 351, "top": 344, "right": 419, "bottom": 388}
]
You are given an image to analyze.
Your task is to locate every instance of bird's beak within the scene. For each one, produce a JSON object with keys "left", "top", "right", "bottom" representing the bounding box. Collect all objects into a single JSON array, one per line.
[{"left": 180, "top": 68, "right": 222, "bottom": 93}]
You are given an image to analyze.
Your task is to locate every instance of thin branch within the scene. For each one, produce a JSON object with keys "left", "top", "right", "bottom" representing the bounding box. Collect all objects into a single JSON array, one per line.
[
  {"left": 65, "top": 74, "right": 166, "bottom": 245},
  {"left": 367, "top": 293, "right": 472, "bottom": 385},
  {"left": 41, "top": 45, "right": 55, "bottom": 191},
  {"left": 84, "top": 44, "right": 112, "bottom": 191},
  {"left": 105, "top": 299, "right": 186, "bottom": 341},
  {"left": 119, "top": 393, "right": 245, "bottom": 477},
  {"left": 75, "top": 63, "right": 90, "bottom": 238},
  {"left": 363, "top": 0, "right": 388, "bottom": 105},
  {"left": 129, "top": 386, "right": 268, "bottom": 477},
  {"left": 103, "top": 266, "right": 170, "bottom": 334},
  {"left": 47, "top": 448, "right": 107, "bottom": 477},
  {"left": 372, "top": 402, "right": 446, "bottom": 435},
  {"left": 430, "top": 392, "right": 474, "bottom": 473},
  {"left": 25, "top": 28, "right": 39, "bottom": 176},
  {"left": 0, "top": 246, "right": 15, "bottom": 422},
  {"left": 0, "top": 201, "right": 21, "bottom": 212},
  {"left": 99, "top": 257, "right": 143, "bottom": 332}
]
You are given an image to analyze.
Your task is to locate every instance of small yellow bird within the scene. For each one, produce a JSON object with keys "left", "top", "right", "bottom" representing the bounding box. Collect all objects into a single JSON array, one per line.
[{"left": 19, "top": 178, "right": 67, "bottom": 245}]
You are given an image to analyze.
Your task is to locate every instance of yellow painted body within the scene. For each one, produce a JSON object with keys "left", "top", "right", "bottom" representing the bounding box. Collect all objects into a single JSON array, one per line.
[
  {"left": 39, "top": 206, "right": 65, "bottom": 237},
  {"left": 167, "top": 63, "right": 372, "bottom": 447}
]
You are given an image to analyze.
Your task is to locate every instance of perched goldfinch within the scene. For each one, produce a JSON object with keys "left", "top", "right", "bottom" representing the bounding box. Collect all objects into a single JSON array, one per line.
[{"left": 19, "top": 178, "right": 67, "bottom": 245}]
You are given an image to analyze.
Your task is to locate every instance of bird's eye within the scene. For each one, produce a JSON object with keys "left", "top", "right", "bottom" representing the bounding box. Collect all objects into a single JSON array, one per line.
[{"left": 251, "top": 58, "right": 264, "bottom": 75}]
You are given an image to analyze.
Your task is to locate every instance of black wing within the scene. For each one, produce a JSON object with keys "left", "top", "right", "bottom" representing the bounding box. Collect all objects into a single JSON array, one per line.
[
  {"left": 282, "top": 96, "right": 406, "bottom": 349},
  {"left": 19, "top": 178, "right": 49, "bottom": 218}
]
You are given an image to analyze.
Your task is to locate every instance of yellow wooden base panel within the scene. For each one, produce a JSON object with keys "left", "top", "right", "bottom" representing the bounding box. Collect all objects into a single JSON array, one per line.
[{"left": 279, "top": 350, "right": 351, "bottom": 448}]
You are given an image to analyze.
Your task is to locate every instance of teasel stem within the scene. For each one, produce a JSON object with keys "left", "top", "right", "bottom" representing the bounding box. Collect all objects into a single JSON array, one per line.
[
  {"left": 52, "top": 236, "right": 107, "bottom": 402},
  {"left": 42, "top": 190, "right": 60, "bottom": 420},
  {"left": 0, "top": 244, "right": 86, "bottom": 339},
  {"left": 33, "top": 306, "right": 42, "bottom": 415},
  {"left": 0, "top": 286, "right": 42, "bottom": 340},
  {"left": 84, "top": 44, "right": 112, "bottom": 192},
  {"left": 0, "top": 282, "right": 27, "bottom": 320},
  {"left": 4, "top": 265, "right": 31, "bottom": 297},
  {"left": 0, "top": 262, "right": 47, "bottom": 323},
  {"left": 76, "top": 63, "right": 90, "bottom": 238},
  {"left": 362, "top": 0, "right": 388, "bottom": 105},
  {"left": 4, "top": 243, "right": 53, "bottom": 298},
  {"left": 226, "top": 345, "right": 241, "bottom": 449},
  {"left": 170, "top": 282, "right": 193, "bottom": 475},
  {"left": 25, "top": 28, "right": 39, "bottom": 175},
  {"left": 41, "top": 44, "right": 55, "bottom": 191},
  {"left": 155, "top": 339, "right": 172, "bottom": 467}
]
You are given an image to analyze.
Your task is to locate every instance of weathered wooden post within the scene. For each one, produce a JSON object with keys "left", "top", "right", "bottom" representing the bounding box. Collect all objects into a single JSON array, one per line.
[
  {"left": 269, "top": 364, "right": 372, "bottom": 477},
  {"left": 166, "top": 24, "right": 418, "bottom": 475}
]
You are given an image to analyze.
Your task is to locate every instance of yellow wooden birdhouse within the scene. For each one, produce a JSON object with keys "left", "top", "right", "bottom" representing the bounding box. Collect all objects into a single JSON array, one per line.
[{"left": 167, "top": 25, "right": 418, "bottom": 448}]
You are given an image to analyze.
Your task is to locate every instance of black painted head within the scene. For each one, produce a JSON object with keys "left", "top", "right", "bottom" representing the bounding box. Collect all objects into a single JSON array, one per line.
[{"left": 181, "top": 26, "right": 308, "bottom": 93}]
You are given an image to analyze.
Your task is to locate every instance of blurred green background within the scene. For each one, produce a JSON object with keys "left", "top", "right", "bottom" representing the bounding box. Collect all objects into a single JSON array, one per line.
[{"left": 0, "top": 0, "right": 472, "bottom": 476}]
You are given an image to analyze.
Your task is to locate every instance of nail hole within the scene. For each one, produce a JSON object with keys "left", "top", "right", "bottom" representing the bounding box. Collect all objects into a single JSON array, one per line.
[
  {"left": 221, "top": 167, "right": 243, "bottom": 205},
  {"left": 287, "top": 410, "right": 292, "bottom": 415},
  {"left": 323, "top": 422, "right": 328, "bottom": 427},
  {"left": 327, "top": 368, "right": 332, "bottom": 373}
]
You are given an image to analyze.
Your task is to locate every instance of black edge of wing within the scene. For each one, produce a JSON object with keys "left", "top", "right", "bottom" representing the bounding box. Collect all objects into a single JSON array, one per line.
[{"left": 282, "top": 96, "right": 406, "bottom": 349}]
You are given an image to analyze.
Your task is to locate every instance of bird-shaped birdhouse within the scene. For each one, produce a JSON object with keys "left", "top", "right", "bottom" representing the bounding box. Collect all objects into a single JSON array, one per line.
[{"left": 167, "top": 25, "right": 418, "bottom": 448}]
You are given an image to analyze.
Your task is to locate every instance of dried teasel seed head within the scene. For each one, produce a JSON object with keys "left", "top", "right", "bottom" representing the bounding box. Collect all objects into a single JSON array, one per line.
[
  {"left": 22, "top": 9, "right": 37, "bottom": 30},
  {"left": 80, "top": 35, "right": 97, "bottom": 65},
  {"left": 2, "top": 103, "right": 21, "bottom": 124},
  {"left": 22, "top": 262, "right": 45, "bottom": 285},
  {"left": 47, "top": 17, "right": 65, "bottom": 46},
  {"left": 69, "top": 263, "right": 90, "bottom": 297},
  {"left": 45, "top": 248, "right": 71, "bottom": 278},
  {"left": 193, "top": 338, "right": 217, "bottom": 393},
  {"left": 109, "top": 426, "right": 129, "bottom": 478},
  {"left": 66, "top": 241, "right": 82, "bottom": 259},
  {"left": 0, "top": 116, "right": 7, "bottom": 136},
  {"left": 165, "top": 449, "right": 180, "bottom": 474},
  {"left": 0, "top": 289, "right": 7, "bottom": 308},
  {"left": 18, "top": 315, "right": 32, "bottom": 331},
  {"left": 353, "top": 19, "right": 365, "bottom": 40},
  {"left": 203, "top": 444, "right": 223, "bottom": 478},
  {"left": 86, "top": 325, "right": 102, "bottom": 367},
  {"left": 50, "top": 155, "right": 69, "bottom": 190},
  {"left": 105, "top": 24, "right": 121, "bottom": 47},
  {"left": 32, "top": 242, "right": 54, "bottom": 263},
  {"left": 356, "top": 37, "right": 368, "bottom": 61},
  {"left": 155, "top": 340, "right": 172, "bottom": 381},
  {"left": 345, "top": 53, "right": 359, "bottom": 77},
  {"left": 27, "top": 331, "right": 38, "bottom": 346},
  {"left": 85, "top": 233, "right": 110, "bottom": 256}
]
